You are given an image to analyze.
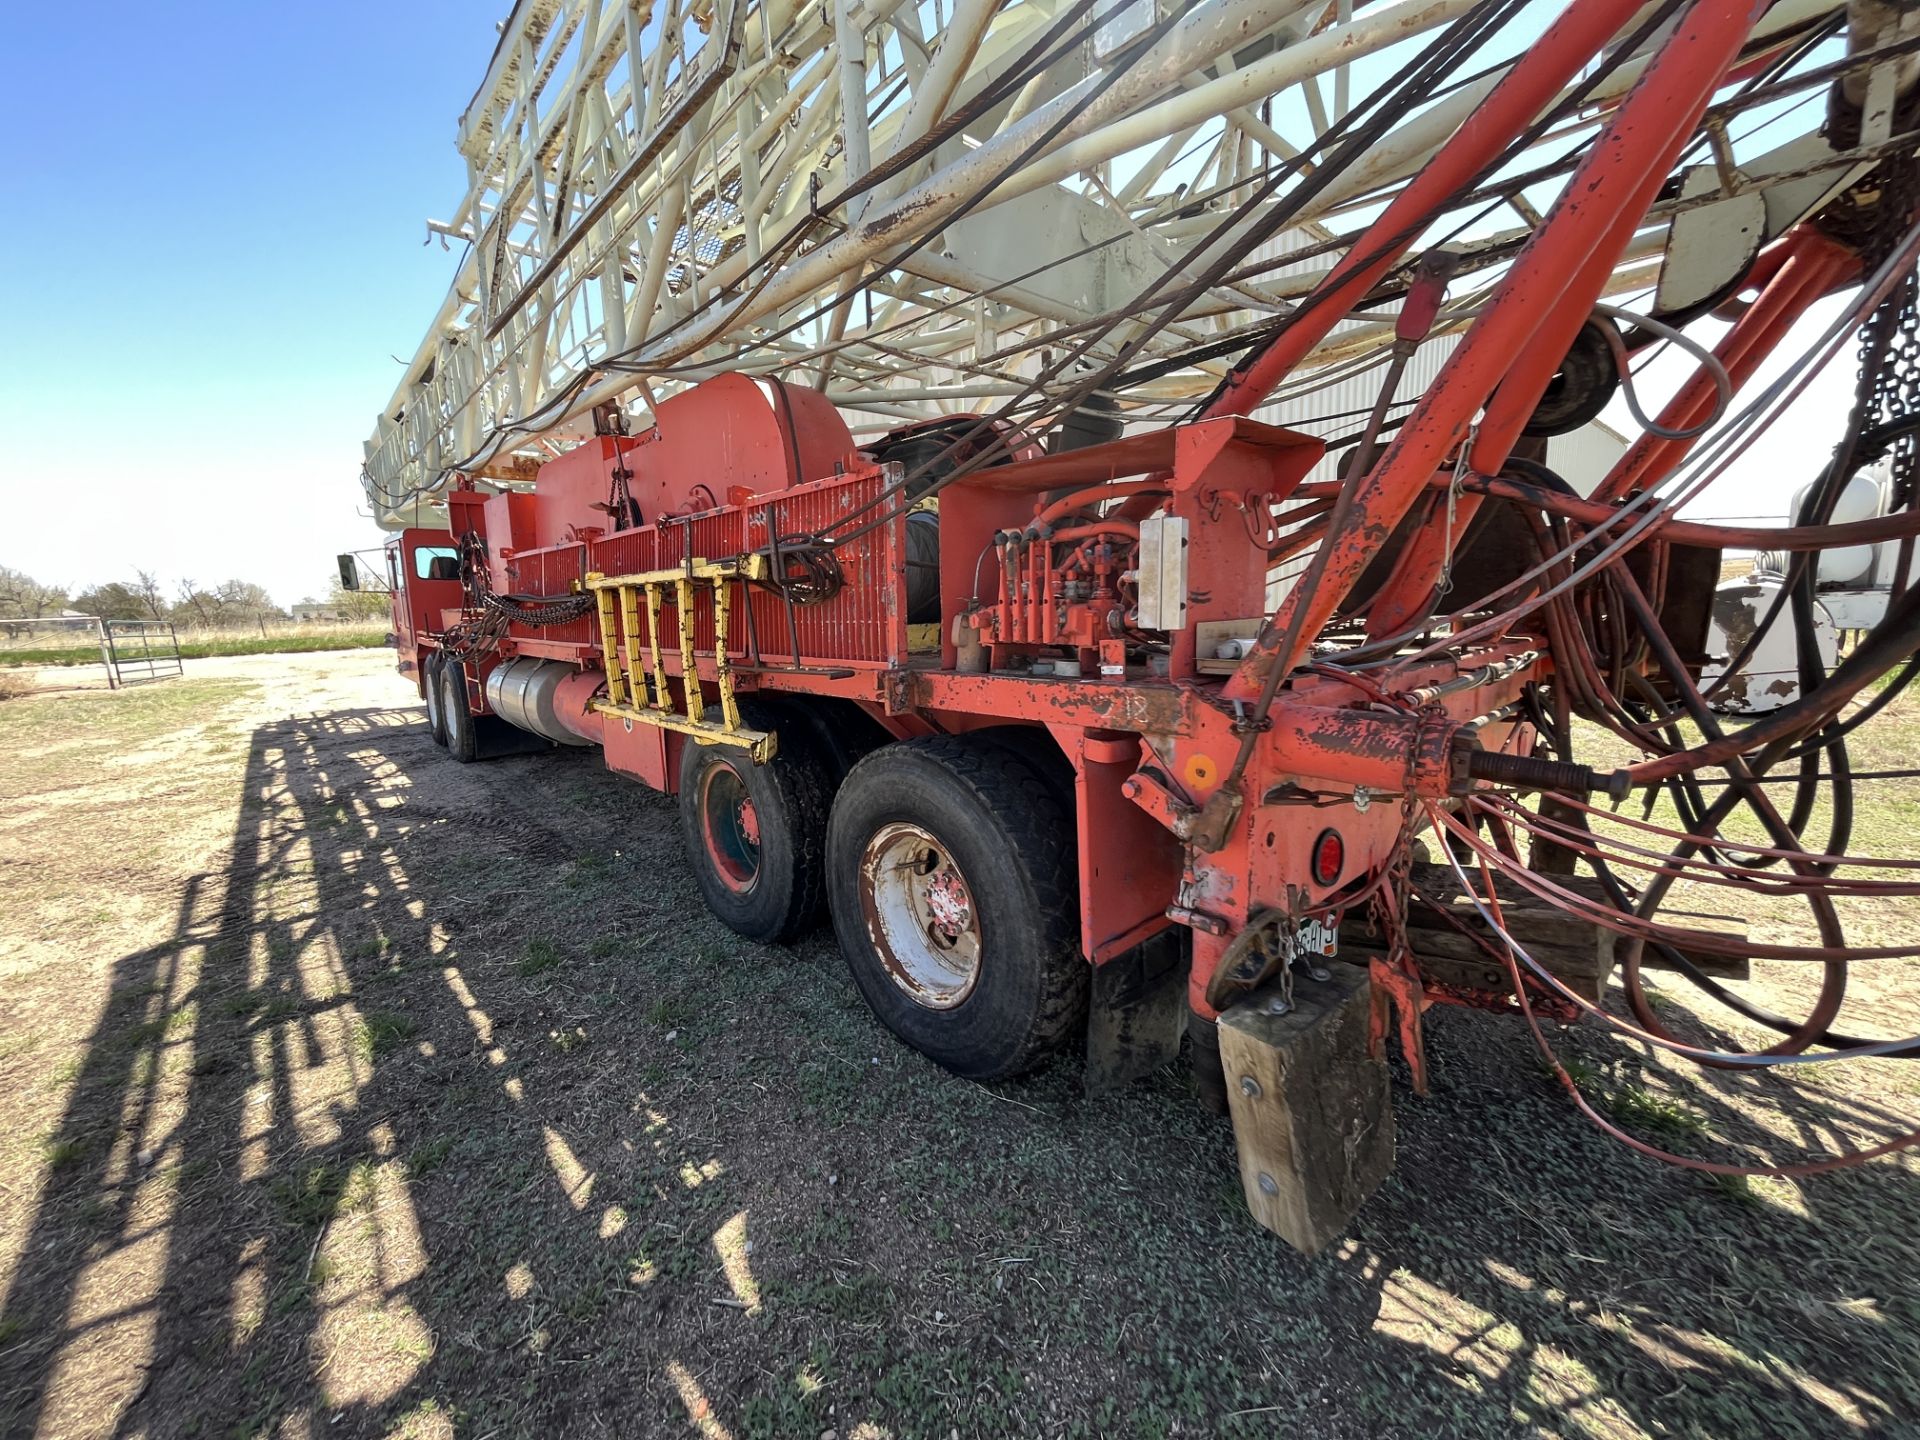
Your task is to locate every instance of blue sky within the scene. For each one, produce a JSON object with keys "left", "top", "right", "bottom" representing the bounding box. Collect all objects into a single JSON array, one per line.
[{"left": 0, "top": 1, "right": 498, "bottom": 606}]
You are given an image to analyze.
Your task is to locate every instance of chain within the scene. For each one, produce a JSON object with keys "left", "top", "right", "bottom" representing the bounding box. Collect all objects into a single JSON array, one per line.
[
  {"left": 1275, "top": 940, "right": 1297, "bottom": 1013},
  {"left": 1848, "top": 152, "right": 1920, "bottom": 506},
  {"left": 439, "top": 530, "right": 597, "bottom": 663},
  {"left": 484, "top": 591, "right": 598, "bottom": 626},
  {"left": 439, "top": 606, "right": 508, "bottom": 664},
  {"left": 603, "top": 428, "right": 644, "bottom": 531}
]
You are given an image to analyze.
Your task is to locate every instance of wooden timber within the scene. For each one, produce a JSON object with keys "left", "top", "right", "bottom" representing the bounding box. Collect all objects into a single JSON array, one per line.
[
  {"left": 1218, "top": 963, "right": 1394, "bottom": 1254},
  {"left": 1343, "top": 862, "right": 1750, "bottom": 1003}
]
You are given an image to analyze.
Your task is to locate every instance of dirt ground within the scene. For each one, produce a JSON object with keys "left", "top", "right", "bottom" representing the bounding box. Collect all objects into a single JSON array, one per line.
[{"left": 1, "top": 649, "right": 1917, "bottom": 1440}]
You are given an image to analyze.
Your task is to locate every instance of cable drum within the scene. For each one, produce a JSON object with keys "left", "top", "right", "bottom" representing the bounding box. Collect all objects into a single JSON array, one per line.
[{"left": 906, "top": 510, "right": 942, "bottom": 624}]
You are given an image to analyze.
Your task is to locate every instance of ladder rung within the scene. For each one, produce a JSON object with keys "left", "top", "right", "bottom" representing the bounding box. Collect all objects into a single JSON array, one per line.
[{"left": 584, "top": 557, "right": 774, "bottom": 761}]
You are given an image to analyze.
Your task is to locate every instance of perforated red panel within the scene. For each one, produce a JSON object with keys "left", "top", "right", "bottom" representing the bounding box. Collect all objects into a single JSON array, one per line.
[
  {"left": 581, "top": 469, "right": 905, "bottom": 667},
  {"left": 501, "top": 542, "right": 596, "bottom": 648}
]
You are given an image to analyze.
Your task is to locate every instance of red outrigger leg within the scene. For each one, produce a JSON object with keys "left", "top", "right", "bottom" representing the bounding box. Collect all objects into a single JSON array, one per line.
[{"left": 1221, "top": 0, "right": 1772, "bottom": 701}]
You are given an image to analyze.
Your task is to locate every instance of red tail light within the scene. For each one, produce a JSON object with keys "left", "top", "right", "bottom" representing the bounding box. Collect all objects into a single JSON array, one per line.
[{"left": 1311, "top": 829, "right": 1345, "bottom": 887}]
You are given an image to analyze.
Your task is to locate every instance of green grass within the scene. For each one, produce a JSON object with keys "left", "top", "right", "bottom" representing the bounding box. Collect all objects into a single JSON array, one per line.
[
  {"left": 118, "top": 1003, "right": 196, "bottom": 1050},
  {"left": 405, "top": 1136, "right": 456, "bottom": 1178},
  {"left": 0, "top": 626, "right": 387, "bottom": 669},
  {"left": 352, "top": 1010, "right": 418, "bottom": 1064},
  {"left": 271, "top": 1164, "right": 346, "bottom": 1229},
  {"left": 340, "top": 1159, "right": 380, "bottom": 1211},
  {"left": 1604, "top": 1083, "right": 1707, "bottom": 1138},
  {"left": 223, "top": 991, "right": 266, "bottom": 1018},
  {"left": 40, "top": 1136, "right": 87, "bottom": 1169},
  {"left": 645, "top": 996, "right": 689, "bottom": 1028},
  {"left": 517, "top": 938, "right": 564, "bottom": 977},
  {"left": 0, "top": 1033, "right": 41, "bottom": 1062}
]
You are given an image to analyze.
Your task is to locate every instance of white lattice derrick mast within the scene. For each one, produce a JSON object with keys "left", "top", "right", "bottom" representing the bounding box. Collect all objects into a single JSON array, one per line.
[
  {"left": 366, "top": 0, "right": 1404, "bottom": 520},
  {"left": 363, "top": 0, "right": 1861, "bottom": 528}
]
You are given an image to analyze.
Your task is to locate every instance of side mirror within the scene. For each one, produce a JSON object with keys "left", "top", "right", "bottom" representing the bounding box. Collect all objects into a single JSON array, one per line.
[{"left": 337, "top": 554, "right": 360, "bottom": 591}]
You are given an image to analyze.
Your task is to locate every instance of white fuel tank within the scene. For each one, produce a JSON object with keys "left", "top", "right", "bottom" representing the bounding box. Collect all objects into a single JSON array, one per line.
[{"left": 1784, "top": 463, "right": 1892, "bottom": 586}]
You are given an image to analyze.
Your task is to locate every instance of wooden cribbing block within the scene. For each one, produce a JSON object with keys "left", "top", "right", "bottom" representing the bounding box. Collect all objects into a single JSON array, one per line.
[
  {"left": 1405, "top": 862, "right": 1614, "bottom": 999},
  {"left": 1217, "top": 963, "right": 1394, "bottom": 1254},
  {"left": 1399, "top": 863, "right": 1748, "bottom": 994}
]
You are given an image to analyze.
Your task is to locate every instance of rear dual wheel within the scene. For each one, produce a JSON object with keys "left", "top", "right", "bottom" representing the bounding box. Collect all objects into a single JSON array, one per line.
[
  {"left": 423, "top": 653, "right": 448, "bottom": 747},
  {"left": 439, "top": 658, "right": 478, "bottom": 763},
  {"left": 827, "top": 738, "right": 1086, "bottom": 1080},
  {"left": 678, "top": 718, "right": 1089, "bottom": 1080},
  {"left": 678, "top": 703, "right": 833, "bottom": 943}
]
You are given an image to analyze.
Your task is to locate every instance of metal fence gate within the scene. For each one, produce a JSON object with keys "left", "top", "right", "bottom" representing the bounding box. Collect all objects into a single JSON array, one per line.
[{"left": 101, "top": 621, "right": 183, "bottom": 688}]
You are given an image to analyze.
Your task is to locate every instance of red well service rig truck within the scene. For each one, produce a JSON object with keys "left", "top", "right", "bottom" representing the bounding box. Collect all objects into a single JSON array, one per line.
[
  {"left": 361, "top": 0, "right": 1920, "bottom": 1249},
  {"left": 380, "top": 372, "right": 1526, "bottom": 1250}
]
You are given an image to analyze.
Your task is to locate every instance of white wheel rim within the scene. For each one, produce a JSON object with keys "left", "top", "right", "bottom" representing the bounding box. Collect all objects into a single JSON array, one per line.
[
  {"left": 858, "top": 821, "right": 982, "bottom": 1010},
  {"left": 442, "top": 667, "right": 464, "bottom": 731}
]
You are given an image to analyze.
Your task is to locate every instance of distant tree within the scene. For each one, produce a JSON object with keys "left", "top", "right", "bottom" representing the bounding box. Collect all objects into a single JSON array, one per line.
[
  {"left": 327, "top": 573, "right": 390, "bottom": 622},
  {"left": 213, "top": 579, "right": 280, "bottom": 620},
  {"left": 169, "top": 578, "right": 282, "bottom": 627},
  {"left": 0, "top": 566, "right": 69, "bottom": 619},
  {"left": 173, "top": 579, "right": 215, "bottom": 625},
  {"left": 71, "top": 581, "right": 149, "bottom": 620},
  {"left": 133, "top": 570, "right": 166, "bottom": 619}
]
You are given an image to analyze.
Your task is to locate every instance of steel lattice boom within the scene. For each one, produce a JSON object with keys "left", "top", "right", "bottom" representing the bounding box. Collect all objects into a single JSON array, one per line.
[{"left": 365, "top": 0, "right": 1902, "bottom": 525}]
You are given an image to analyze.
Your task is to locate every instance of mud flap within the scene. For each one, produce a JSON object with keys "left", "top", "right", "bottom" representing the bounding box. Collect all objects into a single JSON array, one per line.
[{"left": 1085, "top": 929, "right": 1188, "bottom": 1095}]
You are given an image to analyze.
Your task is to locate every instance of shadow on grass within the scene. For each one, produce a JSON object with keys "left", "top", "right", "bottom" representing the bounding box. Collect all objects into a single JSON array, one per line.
[{"left": 0, "top": 700, "right": 1915, "bottom": 1438}]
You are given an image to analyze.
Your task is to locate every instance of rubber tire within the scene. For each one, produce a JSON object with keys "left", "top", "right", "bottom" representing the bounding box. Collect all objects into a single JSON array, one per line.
[
  {"left": 423, "top": 653, "right": 449, "bottom": 747},
  {"left": 678, "top": 702, "right": 833, "bottom": 943},
  {"left": 1519, "top": 318, "right": 1619, "bottom": 437},
  {"left": 971, "top": 725, "right": 1075, "bottom": 819},
  {"left": 773, "top": 696, "right": 888, "bottom": 786},
  {"left": 826, "top": 736, "right": 1088, "bottom": 1080},
  {"left": 440, "top": 659, "right": 479, "bottom": 763}
]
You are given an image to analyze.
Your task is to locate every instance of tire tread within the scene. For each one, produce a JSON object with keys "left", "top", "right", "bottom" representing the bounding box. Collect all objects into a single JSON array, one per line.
[
  {"left": 441, "top": 660, "right": 478, "bottom": 763},
  {"left": 679, "top": 701, "right": 834, "bottom": 942},
  {"left": 765, "top": 718, "right": 833, "bottom": 941},
  {"left": 834, "top": 735, "right": 1087, "bottom": 1077}
]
